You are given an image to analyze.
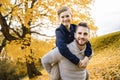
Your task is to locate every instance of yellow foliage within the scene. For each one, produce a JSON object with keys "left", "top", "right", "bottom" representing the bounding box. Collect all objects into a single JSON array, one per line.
[
  {"left": 6, "top": 40, "right": 31, "bottom": 61},
  {"left": 0, "top": 0, "right": 97, "bottom": 35},
  {"left": 30, "top": 38, "right": 54, "bottom": 58},
  {"left": 5, "top": 38, "right": 54, "bottom": 62},
  {"left": 0, "top": 0, "right": 10, "bottom": 4},
  {"left": 33, "top": 0, "right": 97, "bottom": 33},
  {"left": 24, "top": 9, "right": 33, "bottom": 28}
]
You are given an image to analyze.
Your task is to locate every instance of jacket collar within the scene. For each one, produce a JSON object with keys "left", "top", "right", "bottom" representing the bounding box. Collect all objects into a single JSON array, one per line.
[{"left": 60, "top": 24, "right": 74, "bottom": 33}]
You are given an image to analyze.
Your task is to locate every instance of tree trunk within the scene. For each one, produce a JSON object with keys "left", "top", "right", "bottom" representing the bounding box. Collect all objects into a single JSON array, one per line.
[
  {"left": 26, "top": 60, "right": 42, "bottom": 79},
  {"left": 0, "top": 38, "right": 6, "bottom": 53}
]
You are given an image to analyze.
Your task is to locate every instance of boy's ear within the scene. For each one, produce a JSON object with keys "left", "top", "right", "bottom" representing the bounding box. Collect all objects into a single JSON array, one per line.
[
  {"left": 71, "top": 14, "right": 73, "bottom": 21},
  {"left": 71, "top": 14, "right": 73, "bottom": 17},
  {"left": 58, "top": 16, "right": 60, "bottom": 20}
]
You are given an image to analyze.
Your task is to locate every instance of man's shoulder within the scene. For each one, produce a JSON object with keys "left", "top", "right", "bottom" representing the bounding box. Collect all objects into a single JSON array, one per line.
[
  {"left": 67, "top": 40, "right": 75, "bottom": 47},
  {"left": 67, "top": 41, "right": 77, "bottom": 50}
]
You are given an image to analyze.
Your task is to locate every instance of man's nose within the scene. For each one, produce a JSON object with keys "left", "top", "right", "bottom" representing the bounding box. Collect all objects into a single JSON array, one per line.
[{"left": 80, "top": 34, "right": 84, "bottom": 38}]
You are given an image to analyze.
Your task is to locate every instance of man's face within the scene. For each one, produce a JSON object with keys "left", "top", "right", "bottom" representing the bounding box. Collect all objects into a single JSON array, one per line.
[
  {"left": 74, "top": 26, "right": 90, "bottom": 46},
  {"left": 59, "top": 11, "right": 72, "bottom": 27}
]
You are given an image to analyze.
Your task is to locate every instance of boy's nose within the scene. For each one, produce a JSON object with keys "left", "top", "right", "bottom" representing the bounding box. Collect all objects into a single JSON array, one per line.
[{"left": 64, "top": 17, "right": 68, "bottom": 20}]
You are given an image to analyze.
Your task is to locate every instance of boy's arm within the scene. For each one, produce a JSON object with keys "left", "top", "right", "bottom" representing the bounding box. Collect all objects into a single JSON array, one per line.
[
  {"left": 41, "top": 48, "right": 62, "bottom": 74},
  {"left": 78, "top": 56, "right": 89, "bottom": 68},
  {"left": 79, "top": 52, "right": 94, "bottom": 68},
  {"left": 85, "top": 41, "right": 92, "bottom": 57},
  {"left": 56, "top": 29, "right": 80, "bottom": 65}
]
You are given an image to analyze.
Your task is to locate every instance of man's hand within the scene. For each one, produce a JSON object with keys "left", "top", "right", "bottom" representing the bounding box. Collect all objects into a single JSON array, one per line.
[{"left": 78, "top": 56, "right": 89, "bottom": 69}]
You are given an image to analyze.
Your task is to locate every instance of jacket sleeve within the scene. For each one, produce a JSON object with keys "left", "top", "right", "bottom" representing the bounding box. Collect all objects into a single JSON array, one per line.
[
  {"left": 41, "top": 48, "right": 62, "bottom": 74},
  {"left": 56, "top": 29, "right": 80, "bottom": 65},
  {"left": 84, "top": 41, "right": 92, "bottom": 57}
]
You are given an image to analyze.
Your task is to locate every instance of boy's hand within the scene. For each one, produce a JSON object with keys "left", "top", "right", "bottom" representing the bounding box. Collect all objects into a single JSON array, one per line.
[{"left": 78, "top": 56, "right": 89, "bottom": 69}]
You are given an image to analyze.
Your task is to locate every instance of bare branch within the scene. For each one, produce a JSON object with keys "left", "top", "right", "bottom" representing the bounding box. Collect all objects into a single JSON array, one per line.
[
  {"left": 39, "top": 9, "right": 49, "bottom": 16},
  {"left": 4, "top": 3, "right": 22, "bottom": 17},
  {"left": 31, "top": 31, "right": 55, "bottom": 37},
  {"left": 0, "top": 38, "right": 6, "bottom": 53},
  {"left": 0, "top": 3, "right": 2, "bottom": 7},
  {"left": 30, "top": 23, "right": 43, "bottom": 29},
  {"left": 0, "top": 12, "right": 18, "bottom": 41},
  {"left": 31, "top": 0, "right": 37, "bottom": 8},
  {"left": 8, "top": 15, "right": 12, "bottom": 26},
  {"left": 9, "top": 28, "right": 22, "bottom": 38},
  {"left": 17, "top": 15, "right": 23, "bottom": 24}
]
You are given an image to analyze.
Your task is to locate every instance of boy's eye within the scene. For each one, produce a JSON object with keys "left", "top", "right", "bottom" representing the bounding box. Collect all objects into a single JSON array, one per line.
[
  {"left": 61, "top": 16, "right": 64, "bottom": 18},
  {"left": 66, "top": 15, "right": 69, "bottom": 17}
]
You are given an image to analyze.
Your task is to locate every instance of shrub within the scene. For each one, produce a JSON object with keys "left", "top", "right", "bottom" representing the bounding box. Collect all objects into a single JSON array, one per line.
[{"left": 0, "top": 58, "right": 27, "bottom": 80}]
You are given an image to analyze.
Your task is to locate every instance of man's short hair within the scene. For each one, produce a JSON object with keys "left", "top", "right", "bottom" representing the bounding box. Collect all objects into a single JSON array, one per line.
[
  {"left": 78, "top": 22, "right": 89, "bottom": 29},
  {"left": 76, "top": 22, "right": 90, "bottom": 32}
]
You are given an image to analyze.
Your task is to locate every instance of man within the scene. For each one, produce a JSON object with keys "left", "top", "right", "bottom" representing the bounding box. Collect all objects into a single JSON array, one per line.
[{"left": 41, "top": 22, "right": 93, "bottom": 80}]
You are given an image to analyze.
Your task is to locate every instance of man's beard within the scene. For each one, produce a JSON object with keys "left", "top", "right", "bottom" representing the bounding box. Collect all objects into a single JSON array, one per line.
[{"left": 75, "top": 38, "right": 88, "bottom": 46}]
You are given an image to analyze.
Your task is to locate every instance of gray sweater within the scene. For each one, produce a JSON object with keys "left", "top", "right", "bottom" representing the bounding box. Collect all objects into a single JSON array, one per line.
[{"left": 42, "top": 40, "right": 88, "bottom": 80}]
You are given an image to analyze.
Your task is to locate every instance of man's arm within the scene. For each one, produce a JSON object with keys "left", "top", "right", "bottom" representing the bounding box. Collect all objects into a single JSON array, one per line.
[
  {"left": 41, "top": 48, "right": 62, "bottom": 74},
  {"left": 56, "top": 29, "right": 80, "bottom": 65}
]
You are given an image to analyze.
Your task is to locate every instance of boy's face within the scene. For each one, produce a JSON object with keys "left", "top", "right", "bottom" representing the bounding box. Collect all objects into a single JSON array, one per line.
[
  {"left": 74, "top": 26, "right": 90, "bottom": 46},
  {"left": 59, "top": 11, "right": 72, "bottom": 27}
]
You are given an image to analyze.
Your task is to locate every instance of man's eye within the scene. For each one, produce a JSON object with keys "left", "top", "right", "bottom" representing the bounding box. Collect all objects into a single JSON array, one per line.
[{"left": 78, "top": 32, "right": 81, "bottom": 34}]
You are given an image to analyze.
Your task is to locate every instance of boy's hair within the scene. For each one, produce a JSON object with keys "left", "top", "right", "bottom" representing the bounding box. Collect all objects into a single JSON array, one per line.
[
  {"left": 76, "top": 22, "right": 90, "bottom": 31},
  {"left": 57, "top": 6, "right": 71, "bottom": 16}
]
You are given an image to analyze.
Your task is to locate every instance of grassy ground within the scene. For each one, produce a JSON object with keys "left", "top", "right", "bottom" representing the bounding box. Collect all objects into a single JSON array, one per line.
[
  {"left": 88, "top": 47, "right": 120, "bottom": 80},
  {"left": 88, "top": 31, "right": 120, "bottom": 80}
]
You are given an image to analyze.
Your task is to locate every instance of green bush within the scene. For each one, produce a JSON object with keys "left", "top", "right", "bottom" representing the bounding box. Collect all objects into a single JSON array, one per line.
[{"left": 0, "top": 58, "right": 27, "bottom": 80}]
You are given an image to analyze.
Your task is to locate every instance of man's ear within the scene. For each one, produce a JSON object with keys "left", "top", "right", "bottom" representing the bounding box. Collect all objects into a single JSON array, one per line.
[
  {"left": 88, "top": 34, "right": 90, "bottom": 41},
  {"left": 74, "top": 33, "right": 76, "bottom": 38}
]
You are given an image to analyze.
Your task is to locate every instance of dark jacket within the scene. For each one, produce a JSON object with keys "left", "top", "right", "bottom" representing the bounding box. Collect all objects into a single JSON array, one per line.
[{"left": 55, "top": 24, "right": 92, "bottom": 65}]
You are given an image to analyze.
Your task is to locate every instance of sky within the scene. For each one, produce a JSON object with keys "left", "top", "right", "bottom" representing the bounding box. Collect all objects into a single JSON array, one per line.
[{"left": 91, "top": 0, "right": 120, "bottom": 36}]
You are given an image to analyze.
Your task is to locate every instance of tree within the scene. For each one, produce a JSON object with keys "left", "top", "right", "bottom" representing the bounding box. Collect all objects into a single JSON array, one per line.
[
  {"left": 0, "top": 0, "right": 42, "bottom": 79},
  {"left": 0, "top": 0, "right": 97, "bottom": 79}
]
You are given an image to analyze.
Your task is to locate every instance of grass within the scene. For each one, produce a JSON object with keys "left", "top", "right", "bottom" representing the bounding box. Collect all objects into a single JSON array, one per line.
[{"left": 88, "top": 31, "right": 120, "bottom": 80}]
